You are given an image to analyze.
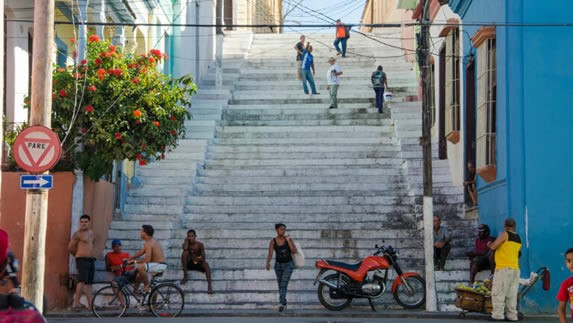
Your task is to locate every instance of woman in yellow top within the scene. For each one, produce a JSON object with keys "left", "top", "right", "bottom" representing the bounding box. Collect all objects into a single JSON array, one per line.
[{"left": 488, "top": 218, "right": 522, "bottom": 322}]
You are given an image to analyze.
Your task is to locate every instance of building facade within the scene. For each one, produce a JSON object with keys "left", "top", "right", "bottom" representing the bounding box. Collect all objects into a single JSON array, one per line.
[{"left": 424, "top": 0, "right": 573, "bottom": 311}]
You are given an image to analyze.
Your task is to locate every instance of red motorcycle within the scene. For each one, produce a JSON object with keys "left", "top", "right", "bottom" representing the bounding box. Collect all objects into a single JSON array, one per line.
[{"left": 314, "top": 244, "right": 426, "bottom": 311}]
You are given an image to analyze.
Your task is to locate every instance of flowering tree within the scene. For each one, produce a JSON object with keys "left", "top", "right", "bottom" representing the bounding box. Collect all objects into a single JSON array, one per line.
[{"left": 43, "top": 35, "right": 196, "bottom": 180}]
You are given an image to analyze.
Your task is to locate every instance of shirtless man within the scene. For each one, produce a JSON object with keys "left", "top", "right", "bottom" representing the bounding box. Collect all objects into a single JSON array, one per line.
[
  {"left": 180, "top": 229, "right": 213, "bottom": 294},
  {"left": 129, "top": 225, "right": 166, "bottom": 293},
  {"left": 68, "top": 214, "right": 96, "bottom": 311}
]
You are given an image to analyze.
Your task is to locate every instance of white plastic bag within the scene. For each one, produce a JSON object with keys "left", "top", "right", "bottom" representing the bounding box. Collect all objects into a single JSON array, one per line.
[
  {"left": 384, "top": 91, "right": 393, "bottom": 102},
  {"left": 292, "top": 241, "right": 305, "bottom": 269}
]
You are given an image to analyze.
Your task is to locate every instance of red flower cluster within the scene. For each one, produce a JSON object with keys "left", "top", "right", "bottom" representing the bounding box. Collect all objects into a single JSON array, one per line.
[
  {"left": 150, "top": 49, "right": 162, "bottom": 57},
  {"left": 84, "top": 105, "right": 94, "bottom": 113},
  {"left": 59, "top": 90, "right": 67, "bottom": 97},
  {"left": 95, "top": 58, "right": 102, "bottom": 66},
  {"left": 97, "top": 68, "right": 106, "bottom": 81},
  {"left": 133, "top": 77, "right": 139, "bottom": 84},
  {"left": 133, "top": 109, "right": 142, "bottom": 118},
  {"left": 107, "top": 68, "right": 122, "bottom": 77},
  {"left": 80, "top": 59, "right": 87, "bottom": 65},
  {"left": 88, "top": 35, "right": 101, "bottom": 43},
  {"left": 153, "top": 121, "right": 160, "bottom": 127},
  {"left": 115, "top": 133, "right": 122, "bottom": 140},
  {"left": 87, "top": 85, "right": 97, "bottom": 92}
]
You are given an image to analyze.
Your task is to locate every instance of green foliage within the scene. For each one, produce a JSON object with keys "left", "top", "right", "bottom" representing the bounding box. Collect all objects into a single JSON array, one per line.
[
  {"left": 46, "top": 35, "right": 195, "bottom": 180},
  {"left": 2, "top": 118, "right": 27, "bottom": 170}
]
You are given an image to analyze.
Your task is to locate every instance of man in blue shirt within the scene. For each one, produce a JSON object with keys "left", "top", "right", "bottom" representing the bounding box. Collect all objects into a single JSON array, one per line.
[{"left": 300, "top": 45, "right": 319, "bottom": 95}]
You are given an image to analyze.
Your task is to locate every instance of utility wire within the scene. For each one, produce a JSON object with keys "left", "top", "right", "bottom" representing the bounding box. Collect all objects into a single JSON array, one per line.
[{"left": 7, "top": 19, "right": 570, "bottom": 28}]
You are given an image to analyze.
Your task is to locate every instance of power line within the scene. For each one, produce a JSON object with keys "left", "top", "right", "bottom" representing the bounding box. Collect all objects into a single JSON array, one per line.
[{"left": 7, "top": 19, "right": 571, "bottom": 28}]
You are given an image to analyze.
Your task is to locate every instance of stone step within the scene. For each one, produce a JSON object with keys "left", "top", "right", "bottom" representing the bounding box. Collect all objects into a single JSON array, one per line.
[
  {"left": 224, "top": 103, "right": 378, "bottom": 111},
  {"left": 194, "top": 182, "right": 408, "bottom": 193},
  {"left": 197, "top": 167, "right": 405, "bottom": 177},
  {"left": 203, "top": 158, "right": 405, "bottom": 168},
  {"left": 221, "top": 118, "right": 392, "bottom": 127},
  {"left": 211, "top": 137, "right": 398, "bottom": 145},
  {"left": 182, "top": 210, "right": 414, "bottom": 224},
  {"left": 193, "top": 175, "right": 416, "bottom": 185},
  {"left": 206, "top": 149, "right": 403, "bottom": 159},
  {"left": 207, "top": 144, "right": 400, "bottom": 153}
]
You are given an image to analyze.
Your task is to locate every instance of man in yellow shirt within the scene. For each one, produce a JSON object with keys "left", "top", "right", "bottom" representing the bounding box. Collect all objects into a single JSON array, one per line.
[{"left": 488, "top": 218, "right": 522, "bottom": 322}]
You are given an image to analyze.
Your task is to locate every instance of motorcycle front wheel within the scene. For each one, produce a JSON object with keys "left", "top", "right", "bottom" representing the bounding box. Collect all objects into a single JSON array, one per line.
[
  {"left": 393, "top": 275, "right": 426, "bottom": 309},
  {"left": 317, "top": 273, "right": 353, "bottom": 311}
]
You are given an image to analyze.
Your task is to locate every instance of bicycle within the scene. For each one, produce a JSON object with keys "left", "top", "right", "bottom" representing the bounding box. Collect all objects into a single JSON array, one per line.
[{"left": 91, "top": 262, "right": 185, "bottom": 318}]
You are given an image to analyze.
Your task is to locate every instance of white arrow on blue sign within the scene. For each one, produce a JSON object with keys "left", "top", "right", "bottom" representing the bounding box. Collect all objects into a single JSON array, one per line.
[{"left": 20, "top": 175, "right": 53, "bottom": 190}]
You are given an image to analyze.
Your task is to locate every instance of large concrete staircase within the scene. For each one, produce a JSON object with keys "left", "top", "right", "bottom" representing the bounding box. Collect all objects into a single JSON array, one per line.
[{"left": 103, "top": 29, "right": 475, "bottom": 312}]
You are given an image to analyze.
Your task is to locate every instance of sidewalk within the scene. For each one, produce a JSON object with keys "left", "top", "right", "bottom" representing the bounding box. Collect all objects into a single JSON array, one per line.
[{"left": 46, "top": 308, "right": 556, "bottom": 321}]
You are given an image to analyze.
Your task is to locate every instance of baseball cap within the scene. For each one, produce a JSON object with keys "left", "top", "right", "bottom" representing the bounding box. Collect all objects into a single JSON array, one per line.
[
  {"left": 0, "top": 229, "right": 9, "bottom": 264},
  {"left": 477, "top": 224, "right": 489, "bottom": 232},
  {"left": 111, "top": 239, "right": 122, "bottom": 247}
]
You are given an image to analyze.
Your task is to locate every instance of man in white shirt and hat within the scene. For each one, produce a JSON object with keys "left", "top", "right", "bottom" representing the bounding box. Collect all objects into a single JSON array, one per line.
[{"left": 326, "top": 56, "right": 343, "bottom": 109}]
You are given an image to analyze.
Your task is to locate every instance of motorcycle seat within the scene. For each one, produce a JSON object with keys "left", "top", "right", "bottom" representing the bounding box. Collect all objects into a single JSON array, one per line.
[{"left": 325, "top": 259, "right": 362, "bottom": 271}]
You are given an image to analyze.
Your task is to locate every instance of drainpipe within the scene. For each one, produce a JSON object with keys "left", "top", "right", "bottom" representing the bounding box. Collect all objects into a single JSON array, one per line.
[{"left": 196, "top": 0, "right": 200, "bottom": 80}]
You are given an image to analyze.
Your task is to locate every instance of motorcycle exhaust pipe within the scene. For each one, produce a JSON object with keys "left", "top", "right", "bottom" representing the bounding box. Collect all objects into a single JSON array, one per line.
[{"left": 318, "top": 279, "right": 339, "bottom": 290}]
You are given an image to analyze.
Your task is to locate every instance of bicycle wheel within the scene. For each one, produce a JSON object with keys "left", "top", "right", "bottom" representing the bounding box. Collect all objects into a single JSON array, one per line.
[
  {"left": 92, "top": 285, "right": 129, "bottom": 318},
  {"left": 149, "top": 283, "right": 185, "bottom": 318}
]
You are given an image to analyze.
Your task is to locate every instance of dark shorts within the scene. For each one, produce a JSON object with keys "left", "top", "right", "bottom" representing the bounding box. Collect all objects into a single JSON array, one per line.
[
  {"left": 113, "top": 270, "right": 137, "bottom": 287},
  {"left": 186, "top": 260, "right": 206, "bottom": 272},
  {"left": 76, "top": 257, "right": 95, "bottom": 284},
  {"left": 472, "top": 253, "right": 493, "bottom": 271}
]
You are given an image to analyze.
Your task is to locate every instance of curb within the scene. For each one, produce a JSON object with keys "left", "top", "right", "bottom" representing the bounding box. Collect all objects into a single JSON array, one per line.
[{"left": 46, "top": 309, "right": 557, "bottom": 320}]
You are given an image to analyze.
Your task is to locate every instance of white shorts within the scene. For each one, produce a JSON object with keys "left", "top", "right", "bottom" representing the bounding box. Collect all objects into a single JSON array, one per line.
[{"left": 145, "top": 262, "right": 167, "bottom": 273}]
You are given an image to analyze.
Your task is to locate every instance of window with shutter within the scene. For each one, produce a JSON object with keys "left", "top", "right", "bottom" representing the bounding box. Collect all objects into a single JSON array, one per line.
[
  {"left": 444, "top": 28, "right": 461, "bottom": 143},
  {"left": 473, "top": 27, "right": 497, "bottom": 182}
]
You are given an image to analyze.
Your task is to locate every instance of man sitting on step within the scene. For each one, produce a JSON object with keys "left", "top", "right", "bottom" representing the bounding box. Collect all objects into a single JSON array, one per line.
[
  {"left": 180, "top": 229, "right": 214, "bottom": 294},
  {"left": 465, "top": 224, "right": 496, "bottom": 283}
]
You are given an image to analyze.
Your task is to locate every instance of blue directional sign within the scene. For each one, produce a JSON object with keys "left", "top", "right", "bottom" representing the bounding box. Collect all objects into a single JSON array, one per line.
[{"left": 20, "top": 175, "right": 53, "bottom": 190}]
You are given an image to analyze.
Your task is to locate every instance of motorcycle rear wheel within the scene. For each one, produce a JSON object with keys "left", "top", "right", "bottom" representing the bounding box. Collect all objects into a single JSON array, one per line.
[
  {"left": 317, "top": 273, "right": 353, "bottom": 311},
  {"left": 393, "top": 275, "right": 426, "bottom": 309}
]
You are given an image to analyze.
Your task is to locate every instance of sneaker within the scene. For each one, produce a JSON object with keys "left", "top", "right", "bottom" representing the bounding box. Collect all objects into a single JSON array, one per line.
[
  {"left": 336, "top": 51, "right": 342, "bottom": 56},
  {"left": 278, "top": 304, "right": 285, "bottom": 313},
  {"left": 312, "top": 92, "right": 320, "bottom": 95},
  {"left": 328, "top": 106, "right": 336, "bottom": 109}
]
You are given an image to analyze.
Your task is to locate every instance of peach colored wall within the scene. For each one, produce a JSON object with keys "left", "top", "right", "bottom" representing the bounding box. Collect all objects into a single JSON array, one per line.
[
  {"left": 0, "top": 172, "right": 115, "bottom": 310},
  {"left": 83, "top": 178, "right": 114, "bottom": 258},
  {"left": 0, "top": 172, "right": 75, "bottom": 309}
]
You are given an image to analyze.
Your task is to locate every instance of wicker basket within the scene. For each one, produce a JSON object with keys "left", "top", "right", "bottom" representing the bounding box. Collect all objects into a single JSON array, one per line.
[{"left": 455, "top": 288, "right": 490, "bottom": 313}]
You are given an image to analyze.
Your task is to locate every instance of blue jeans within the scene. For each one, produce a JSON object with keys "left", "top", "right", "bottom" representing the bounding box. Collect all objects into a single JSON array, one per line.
[
  {"left": 333, "top": 38, "right": 347, "bottom": 57},
  {"left": 301, "top": 69, "right": 318, "bottom": 94},
  {"left": 274, "top": 261, "right": 294, "bottom": 306},
  {"left": 374, "top": 87, "right": 385, "bottom": 112}
]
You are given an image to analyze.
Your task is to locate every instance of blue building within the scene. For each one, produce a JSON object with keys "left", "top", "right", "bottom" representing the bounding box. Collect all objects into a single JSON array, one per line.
[{"left": 442, "top": 0, "right": 573, "bottom": 312}]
